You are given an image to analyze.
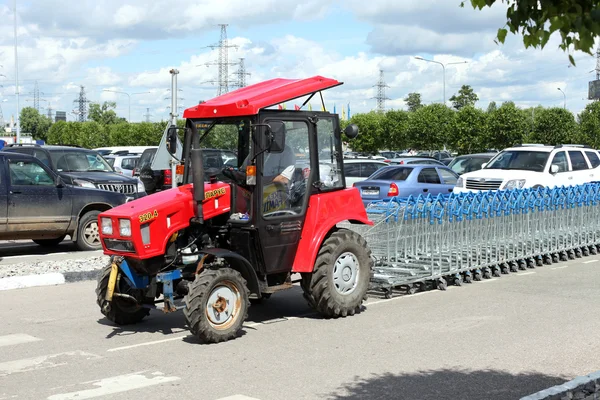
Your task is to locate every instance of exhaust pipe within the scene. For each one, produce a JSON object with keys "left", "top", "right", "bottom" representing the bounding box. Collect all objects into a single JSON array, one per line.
[{"left": 191, "top": 143, "right": 204, "bottom": 223}]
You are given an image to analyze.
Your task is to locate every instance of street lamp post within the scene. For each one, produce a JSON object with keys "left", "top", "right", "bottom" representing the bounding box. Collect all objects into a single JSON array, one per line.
[
  {"left": 557, "top": 88, "right": 566, "bottom": 109},
  {"left": 414, "top": 57, "right": 468, "bottom": 105},
  {"left": 102, "top": 90, "right": 150, "bottom": 122},
  {"left": 14, "top": 0, "right": 20, "bottom": 143}
]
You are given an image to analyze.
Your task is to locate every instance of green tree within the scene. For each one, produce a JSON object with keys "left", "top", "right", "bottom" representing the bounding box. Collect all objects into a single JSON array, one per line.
[
  {"left": 486, "top": 101, "right": 497, "bottom": 113},
  {"left": 462, "top": 0, "right": 600, "bottom": 64},
  {"left": 88, "top": 101, "right": 122, "bottom": 125},
  {"left": 405, "top": 104, "right": 455, "bottom": 150},
  {"left": 577, "top": 101, "right": 600, "bottom": 147},
  {"left": 404, "top": 92, "right": 423, "bottom": 112},
  {"left": 20, "top": 107, "right": 52, "bottom": 141},
  {"left": 451, "top": 106, "right": 488, "bottom": 154},
  {"left": 47, "top": 120, "right": 67, "bottom": 145},
  {"left": 449, "top": 85, "right": 479, "bottom": 110},
  {"left": 382, "top": 110, "right": 409, "bottom": 150},
  {"left": 485, "top": 101, "right": 529, "bottom": 150},
  {"left": 345, "top": 112, "right": 385, "bottom": 153},
  {"left": 108, "top": 123, "right": 136, "bottom": 146},
  {"left": 528, "top": 107, "right": 577, "bottom": 145}
]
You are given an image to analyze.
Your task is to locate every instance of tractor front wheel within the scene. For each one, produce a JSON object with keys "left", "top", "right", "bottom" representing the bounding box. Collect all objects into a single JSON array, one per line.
[
  {"left": 95, "top": 263, "right": 150, "bottom": 325},
  {"left": 184, "top": 268, "right": 249, "bottom": 344},
  {"left": 302, "top": 229, "right": 372, "bottom": 318}
]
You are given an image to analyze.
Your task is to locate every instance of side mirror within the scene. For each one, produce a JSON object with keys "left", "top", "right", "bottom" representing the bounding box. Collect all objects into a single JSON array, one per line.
[
  {"left": 267, "top": 120, "right": 286, "bottom": 153},
  {"left": 344, "top": 124, "right": 359, "bottom": 139},
  {"left": 166, "top": 126, "right": 178, "bottom": 155},
  {"left": 481, "top": 162, "right": 488, "bottom": 169},
  {"left": 550, "top": 164, "right": 559, "bottom": 174},
  {"left": 55, "top": 176, "right": 65, "bottom": 188}
]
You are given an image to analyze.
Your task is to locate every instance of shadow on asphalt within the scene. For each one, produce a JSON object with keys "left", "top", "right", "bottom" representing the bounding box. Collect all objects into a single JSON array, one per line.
[
  {"left": 326, "top": 369, "right": 568, "bottom": 400},
  {"left": 97, "top": 286, "right": 318, "bottom": 339},
  {"left": 0, "top": 239, "right": 79, "bottom": 258}
]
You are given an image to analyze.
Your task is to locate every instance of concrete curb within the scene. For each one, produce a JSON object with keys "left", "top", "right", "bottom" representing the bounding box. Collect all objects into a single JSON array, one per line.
[{"left": 0, "top": 269, "right": 101, "bottom": 291}]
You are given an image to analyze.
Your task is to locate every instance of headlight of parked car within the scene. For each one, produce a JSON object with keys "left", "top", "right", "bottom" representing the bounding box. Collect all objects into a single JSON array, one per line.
[
  {"left": 119, "top": 219, "right": 131, "bottom": 237},
  {"left": 101, "top": 217, "right": 113, "bottom": 235},
  {"left": 136, "top": 179, "right": 146, "bottom": 193},
  {"left": 73, "top": 179, "right": 96, "bottom": 188},
  {"left": 504, "top": 179, "right": 526, "bottom": 190},
  {"left": 455, "top": 177, "right": 464, "bottom": 188}
]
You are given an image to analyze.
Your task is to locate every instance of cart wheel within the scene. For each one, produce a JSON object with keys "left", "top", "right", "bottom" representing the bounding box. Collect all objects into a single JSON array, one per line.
[
  {"left": 453, "top": 275, "right": 463, "bottom": 286},
  {"left": 463, "top": 273, "right": 473, "bottom": 284},
  {"left": 383, "top": 289, "right": 393, "bottom": 299},
  {"left": 473, "top": 270, "right": 482, "bottom": 281},
  {"left": 582, "top": 246, "right": 590, "bottom": 257},
  {"left": 559, "top": 251, "right": 568, "bottom": 262},
  {"left": 437, "top": 278, "right": 447, "bottom": 291},
  {"left": 184, "top": 267, "right": 249, "bottom": 344},
  {"left": 534, "top": 256, "right": 543, "bottom": 266},
  {"left": 499, "top": 263, "right": 509, "bottom": 274},
  {"left": 527, "top": 259, "right": 535, "bottom": 269},
  {"left": 568, "top": 250, "right": 576, "bottom": 260},
  {"left": 543, "top": 254, "right": 553, "bottom": 265},
  {"left": 483, "top": 269, "right": 492, "bottom": 279},
  {"left": 590, "top": 246, "right": 597, "bottom": 255},
  {"left": 575, "top": 248, "right": 582, "bottom": 258},
  {"left": 407, "top": 285, "right": 419, "bottom": 295}
]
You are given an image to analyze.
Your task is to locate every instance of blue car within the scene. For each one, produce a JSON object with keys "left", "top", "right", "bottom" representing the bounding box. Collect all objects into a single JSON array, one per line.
[{"left": 353, "top": 164, "right": 460, "bottom": 206}]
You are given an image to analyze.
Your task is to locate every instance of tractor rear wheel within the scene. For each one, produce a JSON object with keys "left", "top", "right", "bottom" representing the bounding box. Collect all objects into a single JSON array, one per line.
[
  {"left": 302, "top": 229, "right": 372, "bottom": 318},
  {"left": 184, "top": 267, "right": 249, "bottom": 344},
  {"left": 95, "top": 263, "right": 150, "bottom": 325}
]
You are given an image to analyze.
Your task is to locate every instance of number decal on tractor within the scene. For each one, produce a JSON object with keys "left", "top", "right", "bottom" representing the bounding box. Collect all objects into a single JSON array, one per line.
[
  {"left": 139, "top": 210, "right": 159, "bottom": 223},
  {"left": 205, "top": 187, "right": 227, "bottom": 200}
]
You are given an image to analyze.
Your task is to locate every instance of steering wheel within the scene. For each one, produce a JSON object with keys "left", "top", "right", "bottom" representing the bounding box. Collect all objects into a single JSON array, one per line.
[{"left": 264, "top": 210, "right": 297, "bottom": 218}]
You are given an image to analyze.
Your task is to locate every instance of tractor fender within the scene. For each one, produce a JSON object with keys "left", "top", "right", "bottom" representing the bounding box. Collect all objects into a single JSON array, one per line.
[
  {"left": 292, "top": 188, "right": 373, "bottom": 273},
  {"left": 200, "top": 248, "right": 261, "bottom": 296}
]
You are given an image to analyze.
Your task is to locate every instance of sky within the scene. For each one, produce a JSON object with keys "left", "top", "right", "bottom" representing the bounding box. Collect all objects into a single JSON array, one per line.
[{"left": 0, "top": 0, "right": 598, "bottom": 124}]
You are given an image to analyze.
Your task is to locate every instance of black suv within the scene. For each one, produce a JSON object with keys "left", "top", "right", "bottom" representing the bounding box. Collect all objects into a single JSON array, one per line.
[
  {"left": 0, "top": 151, "right": 129, "bottom": 250},
  {"left": 136, "top": 147, "right": 237, "bottom": 194},
  {"left": 3, "top": 144, "right": 146, "bottom": 200}
]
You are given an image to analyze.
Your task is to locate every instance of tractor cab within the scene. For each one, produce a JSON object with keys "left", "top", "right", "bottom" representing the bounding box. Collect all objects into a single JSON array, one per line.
[{"left": 96, "top": 76, "right": 373, "bottom": 344}]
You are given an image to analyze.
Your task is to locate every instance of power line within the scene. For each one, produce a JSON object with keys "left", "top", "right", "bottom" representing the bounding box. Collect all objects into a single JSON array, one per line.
[
  {"left": 144, "top": 107, "right": 152, "bottom": 122},
  {"left": 201, "top": 24, "right": 239, "bottom": 96},
  {"left": 373, "top": 69, "right": 390, "bottom": 113}
]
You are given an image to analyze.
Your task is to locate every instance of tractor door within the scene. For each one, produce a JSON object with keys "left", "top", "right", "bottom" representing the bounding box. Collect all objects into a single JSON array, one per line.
[{"left": 254, "top": 113, "right": 316, "bottom": 274}]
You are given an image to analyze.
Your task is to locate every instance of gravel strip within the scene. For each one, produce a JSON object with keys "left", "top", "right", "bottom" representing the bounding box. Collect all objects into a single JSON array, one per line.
[{"left": 0, "top": 256, "right": 110, "bottom": 279}]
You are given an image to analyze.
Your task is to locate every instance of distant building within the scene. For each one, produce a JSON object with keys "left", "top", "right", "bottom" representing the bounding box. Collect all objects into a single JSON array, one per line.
[{"left": 55, "top": 111, "right": 66, "bottom": 122}]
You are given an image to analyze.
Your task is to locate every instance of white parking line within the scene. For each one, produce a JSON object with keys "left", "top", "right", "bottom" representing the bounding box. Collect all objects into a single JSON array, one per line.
[
  {"left": 0, "top": 351, "right": 101, "bottom": 377},
  {"left": 583, "top": 259, "right": 599, "bottom": 264},
  {"left": 552, "top": 265, "right": 569, "bottom": 270},
  {"left": 106, "top": 336, "right": 187, "bottom": 352},
  {"left": 517, "top": 271, "right": 536, "bottom": 276},
  {"left": 0, "top": 333, "right": 41, "bottom": 348},
  {"left": 47, "top": 371, "right": 180, "bottom": 400},
  {"left": 216, "top": 396, "right": 261, "bottom": 400}
]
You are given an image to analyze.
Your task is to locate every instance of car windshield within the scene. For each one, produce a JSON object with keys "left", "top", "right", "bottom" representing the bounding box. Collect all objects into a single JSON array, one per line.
[
  {"left": 137, "top": 149, "right": 157, "bottom": 169},
  {"left": 449, "top": 156, "right": 492, "bottom": 174},
  {"left": 485, "top": 150, "right": 549, "bottom": 172},
  {"left": 105, "top": 158, "right": 116, "bottom": 167},
  {"left": 369, "top": 167, "right": 413, "bottom": 181},
  {"left": 50, "top": 150, "right": 114, "bottom": 172}
]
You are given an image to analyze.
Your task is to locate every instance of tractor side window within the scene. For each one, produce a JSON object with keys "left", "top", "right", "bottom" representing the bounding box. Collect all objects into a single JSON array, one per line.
[
  {"left": 316, "top": 118, "right": 343, "bottom": 189},
  {"left": 262, "top": 120, "right": 310, "bottom": 219}
]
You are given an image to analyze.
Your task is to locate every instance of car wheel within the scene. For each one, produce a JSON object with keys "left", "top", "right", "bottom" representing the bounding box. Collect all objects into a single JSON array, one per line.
[{"left": 76, "top": 211, "right": 102, "bottom": 251}]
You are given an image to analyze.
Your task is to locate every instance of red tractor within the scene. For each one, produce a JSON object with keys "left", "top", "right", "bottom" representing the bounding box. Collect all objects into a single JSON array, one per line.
[{"left": 96, "top": 76, "right": 373, "bottom": 343}]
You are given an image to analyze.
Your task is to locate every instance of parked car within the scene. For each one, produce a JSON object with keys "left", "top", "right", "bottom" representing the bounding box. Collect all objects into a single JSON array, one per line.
[
  {"left": 0, "top": 151, "right": 128, "bottom": 250},
  {"left": 448, "top": 152, "right": 497, "bottom": 175},
  {"left": 440, "top": 157, "right": 454, "bottom": 165},
  {"left": 94, "top": 146, "right": 155, "bottom": 156},
  {"left": 379, "top": 151, "right": 403, "bottom": 159},
  {"left": 136, "top": 147, "right": 238, "bottom": 194},
  {"left": 417, "top": 150, "right": 452, "bottom": 161},
  {"left": 3, "top": 144, "right": 146, "bottom": 200},
  {"left": 104, "top": 153, "right": 140, "bottom": 177},
  {"left": 454, "top": 144, "right": 600, "bottom": 193},
  {"left": 388, "top": 157, "right": 444, "bottom": 166},
  {"left": 354, "top": 164, "right": 459, "bottom": 206},
  {"left": 342, "top": 159, "right": 389, "bottom": 187}
]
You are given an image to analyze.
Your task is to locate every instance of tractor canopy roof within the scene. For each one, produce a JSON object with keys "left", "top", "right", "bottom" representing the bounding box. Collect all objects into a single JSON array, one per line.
[{"left": 182, "top": 76, "right": 342, "bottom": 119}]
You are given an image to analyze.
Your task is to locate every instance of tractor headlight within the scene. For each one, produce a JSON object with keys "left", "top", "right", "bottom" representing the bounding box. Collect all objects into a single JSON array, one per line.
[
  {"left": 119, "top": 219, "right": 131, "bottom": 237},
  {"left": 136, "top": 179, "right": 145, "bottom": 193},
  {"left": 101, "top": 217, "right": 113, "bottom": 235},
  {"left": 504, "top": 179, "right": 526, "bottom": 190},
  {"left": 455, "top": 177, "right": 464, "bottom": 188}
]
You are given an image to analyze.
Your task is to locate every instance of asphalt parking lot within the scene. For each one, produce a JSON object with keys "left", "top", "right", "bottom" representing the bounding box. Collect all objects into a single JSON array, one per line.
[{"left": 1, "top": 256, "right": 599, "bottom": 400}]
